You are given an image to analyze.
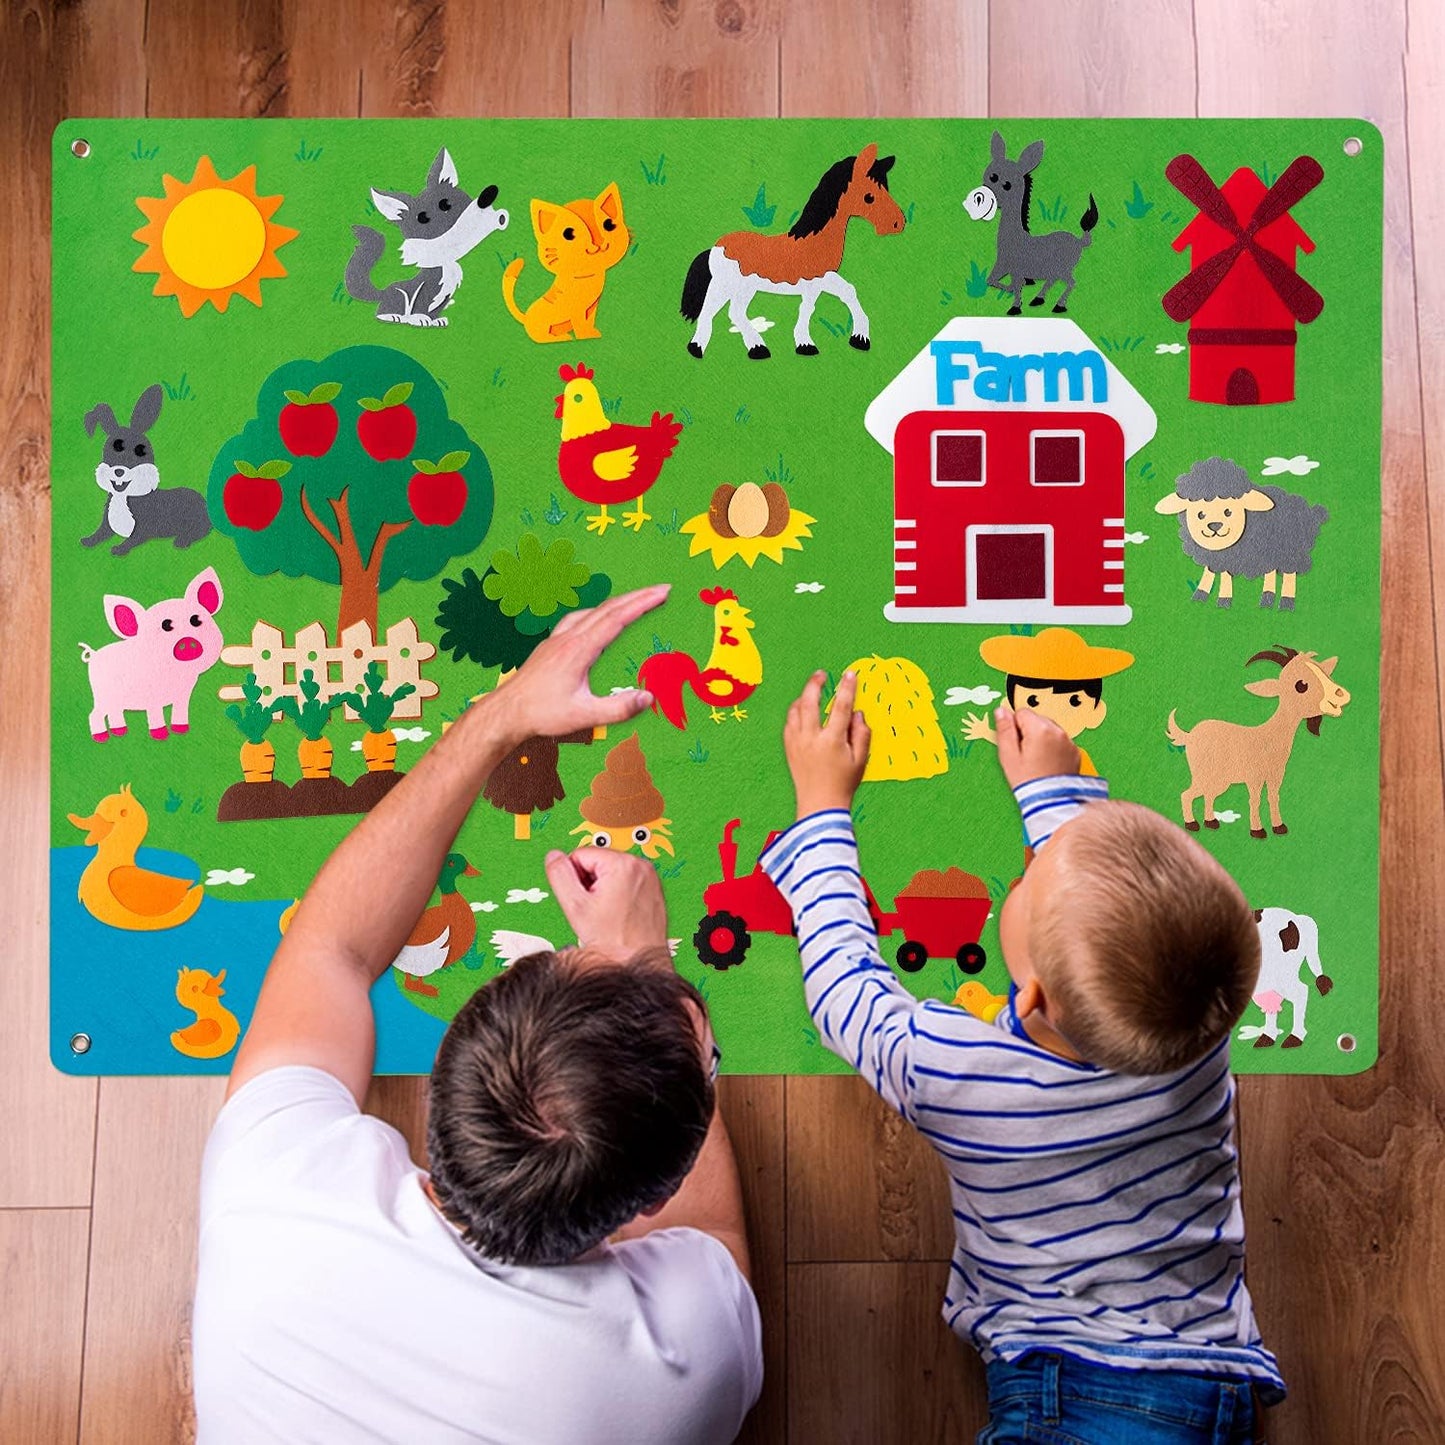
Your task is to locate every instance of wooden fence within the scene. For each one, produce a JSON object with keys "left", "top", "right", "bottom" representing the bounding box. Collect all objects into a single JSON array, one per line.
[{"left": 218, "top": 618, "right": 437, "bottom": 721}]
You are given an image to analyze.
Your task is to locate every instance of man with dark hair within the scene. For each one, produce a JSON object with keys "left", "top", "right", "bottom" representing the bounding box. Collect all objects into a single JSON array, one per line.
[{"left": 192, "top": 586, "right": 761, "bottom": 1444}]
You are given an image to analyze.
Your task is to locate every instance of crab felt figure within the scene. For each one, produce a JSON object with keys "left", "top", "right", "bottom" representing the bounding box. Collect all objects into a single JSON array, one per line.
[
  {"left": 638, "top": 587, "right": 762, "bottom": 727},
  {"left": 680, "top": 481, "right": 816, "bottom": 569},
  {"left": 554, "top": 362, "right": 683, "bottom": 534},
  {"left": 390, "top": 852, "right": 481, "bottom": 996},
  {"left": 571, "top": 733, "right": 674, "bottom": 859}
]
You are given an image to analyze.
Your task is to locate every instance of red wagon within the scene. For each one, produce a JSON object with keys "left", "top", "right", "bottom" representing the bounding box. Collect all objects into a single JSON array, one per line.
[{"left": 694, "top": 819, "right": 991, "bottom": 975}]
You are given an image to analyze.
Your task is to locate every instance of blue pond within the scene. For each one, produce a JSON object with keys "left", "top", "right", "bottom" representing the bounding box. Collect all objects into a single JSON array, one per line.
[{"left": 50, "top": 847, "right": 448, "bottom": 1076}]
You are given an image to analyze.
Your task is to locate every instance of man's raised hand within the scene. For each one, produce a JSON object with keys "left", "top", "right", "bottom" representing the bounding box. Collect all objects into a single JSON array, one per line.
[{"left": 489, "top": 584, "right": 669, "bottom": 744}]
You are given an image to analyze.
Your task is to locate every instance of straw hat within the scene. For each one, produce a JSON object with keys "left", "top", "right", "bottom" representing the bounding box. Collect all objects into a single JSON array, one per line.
[{"left": 978, "top": 627, "right": 1134, "bottom": 680}]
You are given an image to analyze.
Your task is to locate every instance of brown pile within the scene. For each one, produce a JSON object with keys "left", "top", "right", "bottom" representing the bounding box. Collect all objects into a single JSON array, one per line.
[
  {"left": 578, "top": 734, "right": 665, "bottom": 827},
  {"left": 901, "top": 867, "right": 990, "bottom": 899}
]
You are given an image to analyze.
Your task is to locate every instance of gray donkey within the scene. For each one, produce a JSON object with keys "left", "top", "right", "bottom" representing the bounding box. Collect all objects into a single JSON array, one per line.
[
  {"left": 82, "top": 385, "right": 211, "bottom": 556},
  {"left": 964, "top": 132, "right": 1098, "bottom": 316}
]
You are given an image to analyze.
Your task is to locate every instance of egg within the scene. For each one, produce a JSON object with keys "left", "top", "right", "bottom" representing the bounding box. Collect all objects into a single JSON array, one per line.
[{"left": 726, "top": 481, "right": 771, "bottom": 538}]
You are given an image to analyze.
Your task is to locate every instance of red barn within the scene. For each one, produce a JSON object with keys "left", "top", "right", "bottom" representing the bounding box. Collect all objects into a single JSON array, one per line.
[
  {"left": 1164, "top": 155, "right": 1324, "bottom": 406},
  {"left": 892, "top": 410, "right": 1125, "bottom": 620},
  {"left": 865, "top": 318, "right": 1155, "bottom": 627}
]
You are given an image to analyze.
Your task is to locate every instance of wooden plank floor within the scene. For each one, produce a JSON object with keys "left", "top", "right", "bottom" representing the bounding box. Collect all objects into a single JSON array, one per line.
[{"left": 3, "top": 1, "right": 1442, "bottom": 1440}]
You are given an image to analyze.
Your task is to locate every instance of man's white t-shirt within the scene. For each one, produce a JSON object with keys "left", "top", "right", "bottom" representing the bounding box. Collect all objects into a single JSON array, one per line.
[{"left": 192, "top": 1066, "right": 763, "bottom": 1445}]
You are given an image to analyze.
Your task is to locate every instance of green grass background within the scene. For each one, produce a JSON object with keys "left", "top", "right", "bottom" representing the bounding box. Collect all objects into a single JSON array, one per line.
[{"left": 51, "top": 118, "right": 1381, "bottom": 1076}]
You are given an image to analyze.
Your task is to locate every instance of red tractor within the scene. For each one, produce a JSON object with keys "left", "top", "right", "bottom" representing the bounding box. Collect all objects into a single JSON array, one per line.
[{"left": 694, "top": 818, "right": 991, "bottom": 974}]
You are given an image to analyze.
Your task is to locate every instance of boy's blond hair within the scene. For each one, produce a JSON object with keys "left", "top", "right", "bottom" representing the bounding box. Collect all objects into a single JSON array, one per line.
[{"left": 1030, "top": 801, "right": 1261, "bottom": 1075}]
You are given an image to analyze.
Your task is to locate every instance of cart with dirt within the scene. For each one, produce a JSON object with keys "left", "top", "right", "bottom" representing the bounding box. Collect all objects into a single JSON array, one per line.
[{"left": 693, "top": 818, "right": 991, "bottom": 974}]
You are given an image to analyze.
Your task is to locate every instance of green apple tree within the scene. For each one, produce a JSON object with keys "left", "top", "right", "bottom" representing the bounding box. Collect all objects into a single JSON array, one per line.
[{"left": 209, "top": 345, "right": 494, "bottom": 639}]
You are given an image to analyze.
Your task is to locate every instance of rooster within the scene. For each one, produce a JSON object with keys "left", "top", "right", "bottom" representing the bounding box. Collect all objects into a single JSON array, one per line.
[
  {"left": 554, "top": 362, "right": 683, "bottom": 534},
  {"left": 638, "top": 587, "right": 762, "bottom": 727}
]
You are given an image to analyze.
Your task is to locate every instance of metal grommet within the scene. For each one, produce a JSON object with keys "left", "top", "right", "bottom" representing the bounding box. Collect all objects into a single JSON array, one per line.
[
  {"left": 1343, "top": 137, "right": 1362, "bottom": 157},
  {"left": 70, "top": 1032, "right": 92, "bottom": 1055},
  {"left": 1337, "top": 1033, "right": 1357, "bottom": 1053},
  {"left": 71, "top": 137, "right": 91, "bottom": 159}
]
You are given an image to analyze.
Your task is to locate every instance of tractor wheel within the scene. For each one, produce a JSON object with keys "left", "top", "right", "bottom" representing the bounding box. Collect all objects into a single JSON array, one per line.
[
  {"left": 956, "top": 942, "right": 987, "bottom": 975},
  {"left": 695, "top": 911, "right": 751, "bottom": 970},
  {"left": 895, "top": 939, "right": 929, "bottom": 973}
]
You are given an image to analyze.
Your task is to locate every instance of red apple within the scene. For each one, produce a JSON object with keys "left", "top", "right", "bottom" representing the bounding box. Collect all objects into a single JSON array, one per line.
[
  {"left": 223, "top": 458, "right": 290, "bottom": 531},
  {"left": 408, "top": 450, "right": 470, "bottom": 526},
  {"left": 279, "top": 382, "right": 341, "bottom": 456},
  {"left": 357, "top": 381, "right": 417, "bottom": 461}
]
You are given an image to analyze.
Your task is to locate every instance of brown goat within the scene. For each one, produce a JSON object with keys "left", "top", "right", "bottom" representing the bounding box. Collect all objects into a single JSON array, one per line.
[{"left": 1167, "top": 647, "right": 1350, "bottom": 837}]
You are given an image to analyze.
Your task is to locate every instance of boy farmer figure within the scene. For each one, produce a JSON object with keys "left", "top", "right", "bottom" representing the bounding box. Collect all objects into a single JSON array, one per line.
[
  {"left": 962, "top": 626, "right": 1134, "bottom": 776},
  {"left": 192, "top": 587, "right": 762, "bottom": 1445}
]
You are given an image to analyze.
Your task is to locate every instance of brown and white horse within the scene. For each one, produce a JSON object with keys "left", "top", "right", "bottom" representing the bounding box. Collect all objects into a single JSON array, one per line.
[{"left": 680, "top": 144, "right": 905, "bottom": 359}]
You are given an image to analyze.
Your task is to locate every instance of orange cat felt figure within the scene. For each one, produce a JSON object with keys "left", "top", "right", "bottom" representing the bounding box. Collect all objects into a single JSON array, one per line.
[{"left": 501, "top": 183, "right": 630, "bottom": 342}]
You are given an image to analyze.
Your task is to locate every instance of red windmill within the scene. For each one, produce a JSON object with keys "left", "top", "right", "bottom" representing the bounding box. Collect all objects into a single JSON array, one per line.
[{"left": 1162, "top": 154, "right": 1324, "bottom": 406}]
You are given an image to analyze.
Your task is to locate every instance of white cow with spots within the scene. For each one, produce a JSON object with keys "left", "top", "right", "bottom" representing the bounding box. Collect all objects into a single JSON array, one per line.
[{"left": 1238, "top": 907, "right": 1332, "bottom": 1049}]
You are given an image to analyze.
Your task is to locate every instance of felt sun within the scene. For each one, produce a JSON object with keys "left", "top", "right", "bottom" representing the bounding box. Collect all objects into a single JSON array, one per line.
[
  {"left": 681, "top": 481, "right": 816, "bottom": 569},
  {"left": 132, "top": 156, "right": 298, "bottom": 317}
]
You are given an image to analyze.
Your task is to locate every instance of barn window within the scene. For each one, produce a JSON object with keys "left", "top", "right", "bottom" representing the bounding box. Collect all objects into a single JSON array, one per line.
[
  {"left": 932, "top": 430, "right": 986, "bottom": 487},
  {"left": 1030, "top": 431, "right": 1084, "bottom": 486}
]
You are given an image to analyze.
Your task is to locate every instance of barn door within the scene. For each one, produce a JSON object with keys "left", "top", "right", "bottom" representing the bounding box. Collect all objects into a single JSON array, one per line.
[{"left": 968, "top": 526, "right": 1050, "bottom": 602}]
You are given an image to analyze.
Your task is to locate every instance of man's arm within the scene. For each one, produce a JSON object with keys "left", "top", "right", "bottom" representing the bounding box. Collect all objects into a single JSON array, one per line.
[{"left": 226, "top": 585, "right": 671, "bottom": 1105}]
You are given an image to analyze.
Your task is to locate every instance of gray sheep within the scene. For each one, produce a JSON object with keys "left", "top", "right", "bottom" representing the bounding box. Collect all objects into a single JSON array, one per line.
[{"left": 1155, "top": 456, "right": 1328, "bottom": 610}]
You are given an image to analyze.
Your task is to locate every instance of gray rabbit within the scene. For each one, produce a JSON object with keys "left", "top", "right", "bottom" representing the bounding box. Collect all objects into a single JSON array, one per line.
[{"left": 82, "top": 384, "right": 212, "bottom": 556}]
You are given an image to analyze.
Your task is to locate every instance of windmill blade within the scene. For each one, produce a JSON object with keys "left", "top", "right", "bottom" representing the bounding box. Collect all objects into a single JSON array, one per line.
[
  {"left": 1249, "top": 242, "right": 1325, "bottom": 322},
  {"left": 1251, "top": 154, "right": 1325, "bottom": 232},
  {"left": 1162, "top": 241, "right": 1244, "bottom": 320},
  {"left": 1165, "top": 154, "right": 1239, "bottom": 233}
]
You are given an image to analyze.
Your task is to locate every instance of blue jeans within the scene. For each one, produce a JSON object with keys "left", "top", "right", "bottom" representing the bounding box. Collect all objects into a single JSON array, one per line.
[{"left": 979, "top": 1353, "right": 1261, "bottom": 1445}]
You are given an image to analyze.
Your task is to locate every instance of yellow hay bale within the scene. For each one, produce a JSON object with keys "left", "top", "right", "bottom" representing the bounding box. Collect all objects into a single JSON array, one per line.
[{"left": 834, "top": 655, "right": 948, "bottom": 782}]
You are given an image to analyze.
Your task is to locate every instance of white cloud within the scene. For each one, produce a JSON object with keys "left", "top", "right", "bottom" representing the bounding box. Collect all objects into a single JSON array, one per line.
[
  {"left": 1216, "top": 809, "right": 1241, "bottom": 824},
  {"left": 1261, "top": 455, "right": 1319, "bottom": 477},
  {"left": 1123, "top": 531, "right": 1149, "bottom": 545},
  {"left": 794, "top": 581, "right": 825, "bottom": 594},
  {"left": 352, "top": 726, "right": 431, "bottom": 751},
  {"left": 730, "top": 316, "right": 775, "bottom": 333},
  {"left": 944, "top": 684, "right": 1001, "bottom": 707},
  {"left": 204, "top": 867, "right": 255, "bottom": 887},
  {"left": 470, "top": 899, "right": 500, "bottom": 913},
  {"left": 506, "top": 887, "right": 549, "bottom": 905},
  {"left": 609, "top": 685, "right": 647, "bottom": 697},
  {"left": 1155, "top": 342, "right": 1185, "bottom": 354}
]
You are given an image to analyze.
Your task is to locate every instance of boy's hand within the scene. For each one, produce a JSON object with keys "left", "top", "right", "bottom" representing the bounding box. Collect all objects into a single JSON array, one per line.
[
  {"left": 545, "top": 846, "right": 669, "bottom": 963},
  {"left": 993, "top": 704, "right": 1081, "bottom": 787},
  {"left": 784, "top": 669, "right": 871, "bottom": 820},
  {"left": 485, "top": 585, "right": 669, "bottom": 746}
]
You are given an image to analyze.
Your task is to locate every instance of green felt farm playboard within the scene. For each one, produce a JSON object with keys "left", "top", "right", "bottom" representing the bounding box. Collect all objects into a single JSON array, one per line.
[{"left": 50, "top": 119, "right": 1381, "bottom": 1076}]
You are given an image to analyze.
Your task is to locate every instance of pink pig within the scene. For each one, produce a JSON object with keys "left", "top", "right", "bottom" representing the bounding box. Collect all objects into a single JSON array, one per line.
[{"left": 80, "top": 567, "right": 225, "bottom": 741}]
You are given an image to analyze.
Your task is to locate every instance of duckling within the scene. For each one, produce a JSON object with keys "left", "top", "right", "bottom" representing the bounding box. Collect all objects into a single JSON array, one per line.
[
  {"left": 953, "top": 980, "right": 1008, "bottom": 1024},
  {"left": 67, "top": 784, "right": 203, "bottom": 931},
  {"left": 392, "top": 853, "right": 481, "bottom": 997},
  {"left": 170, "top": 967, "right": 241, "bottom": 1060}
]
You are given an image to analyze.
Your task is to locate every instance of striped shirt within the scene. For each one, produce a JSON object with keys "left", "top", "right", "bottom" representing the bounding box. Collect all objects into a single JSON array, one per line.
[{"left": 760, "top": 777, "right": 1284, "bottom": 1398}]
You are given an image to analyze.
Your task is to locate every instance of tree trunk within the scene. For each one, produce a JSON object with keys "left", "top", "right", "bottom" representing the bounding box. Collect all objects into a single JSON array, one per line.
[{"left": 336, "top": 539, "right": 378, "bottom": 637}]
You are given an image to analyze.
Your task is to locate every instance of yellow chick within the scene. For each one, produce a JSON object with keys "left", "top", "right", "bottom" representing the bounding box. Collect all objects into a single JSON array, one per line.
[
  {"left": 170, "top": 967, "right": 241, "bottom": 1060},
  {"left": 953, "top": 980, "right": 1008, "bottom": 1024}
]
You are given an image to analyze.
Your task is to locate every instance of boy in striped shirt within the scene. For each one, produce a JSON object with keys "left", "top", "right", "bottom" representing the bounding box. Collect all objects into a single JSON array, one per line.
[{"left": 764, "top": 669, "right": 1282, "bottom": 1444}]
